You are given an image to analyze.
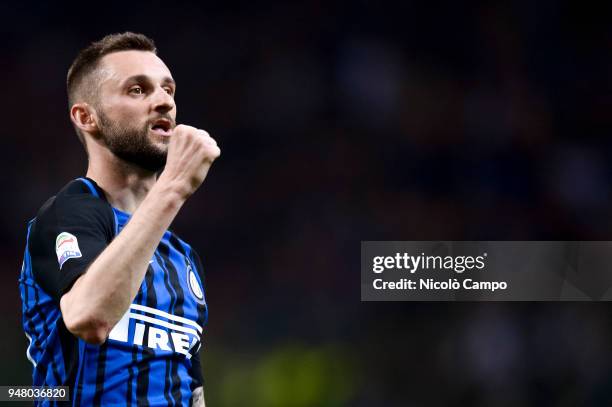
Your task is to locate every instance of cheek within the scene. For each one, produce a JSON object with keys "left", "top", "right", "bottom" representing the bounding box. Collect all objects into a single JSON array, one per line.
[{"left": 106, "top": 106, "right": 147, "bottom": 128}]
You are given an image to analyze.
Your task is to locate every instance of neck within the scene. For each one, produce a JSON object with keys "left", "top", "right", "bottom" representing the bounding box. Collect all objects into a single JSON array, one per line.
[{"left": 85, "top": 149, "right": 158, "bottom": 214}]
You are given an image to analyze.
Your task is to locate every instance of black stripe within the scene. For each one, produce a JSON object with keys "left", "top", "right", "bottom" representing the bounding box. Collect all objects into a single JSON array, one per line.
[
  {"left": 137, "top": 337, "right": 154, "bottom": 407},
  {"left": 156, "top": 251, "right": 176, "bottom": 406},
  {"left": 132, "top": 277, "right": 144, "bottom": 406},
  {"left": 48, "top": 323, "right": 62, "bottom": 384},
  {"left": 74, "top": 344, "right": 85, "bottom": 406},
  {"left": 32, "top": 285, "right": 46, "bottom": 380},
  {"left": 136, "top": 265, "right": 157, "bottom": 406},
  {"left": 126, "top": 348, "right": 135, "bottom": 407},
  {"left": 127, "top": 285, "right": 146, "bottom": 406},
  {"left": 159, "top": 238, "right": 186, "bottom": 405},
  {"left": 92, "top": 343, "right": 108, "bottom": 406},
  {"left": 57, "top": 321, "right": 79, "bottom": 387}
]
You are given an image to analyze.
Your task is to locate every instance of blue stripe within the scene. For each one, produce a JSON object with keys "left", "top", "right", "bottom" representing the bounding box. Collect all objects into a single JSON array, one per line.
[
  {"left": 112, "top": 211, "right": 119, "bottom": 237},
  {"left": 135, "top": 275, "right": 149, "bottom": 406},
  {"left": 24, "top": 220, "right": 35, "bottom": 278},
  {"left": 158, "top": 234, "right": 183, "bottom": 404},
  {"left": 155, "top": 250, "right": 178, "bottom": 404},
  {"left": 111, "top": 211, "right": 138, "bottom": 406},
  {"left": 21, "top": 222, "right": 38, "bottom": 368},
  {"left": 77, "top": 178, "right": 100, "bottom": 198}
]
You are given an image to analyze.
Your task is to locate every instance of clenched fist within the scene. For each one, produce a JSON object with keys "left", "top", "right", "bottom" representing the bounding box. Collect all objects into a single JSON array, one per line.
[{"left": 158, "top": 124, "right": 221, "bottom": 198}]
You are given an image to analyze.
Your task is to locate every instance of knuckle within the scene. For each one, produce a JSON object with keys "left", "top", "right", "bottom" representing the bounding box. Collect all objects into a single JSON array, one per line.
[{"left": 175, "top": 125, "right": 197, "bottom": 135}]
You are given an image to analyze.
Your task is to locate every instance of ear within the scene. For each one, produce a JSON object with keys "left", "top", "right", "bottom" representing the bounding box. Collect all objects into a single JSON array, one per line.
[{"left": 70, "top": 103, "right": 98, "bottom": 135}]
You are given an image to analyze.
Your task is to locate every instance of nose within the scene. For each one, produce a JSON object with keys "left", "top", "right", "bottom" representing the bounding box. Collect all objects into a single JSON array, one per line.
[{"left": 152, "top": 86, "right": 175, "bottom": 114}]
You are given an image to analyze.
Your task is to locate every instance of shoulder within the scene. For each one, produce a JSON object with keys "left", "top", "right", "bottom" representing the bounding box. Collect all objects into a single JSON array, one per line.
[
  {"left": 42, "top": 178, "right": 110, "bottom": 213},
  {"left": 170, "top": 233, "right": 200, "bottom": 261},
  {"left": 184, "top": 240, "right": 206, "bottom": 277},
  {"left": 168, "top": 232, "right": 205, "bottom": 275},
  {"left": 27, "top": 179, "right": 114, "bottom": 300},
  {"left": 31, "top": 178, "right": 115, "bottom": 239}
]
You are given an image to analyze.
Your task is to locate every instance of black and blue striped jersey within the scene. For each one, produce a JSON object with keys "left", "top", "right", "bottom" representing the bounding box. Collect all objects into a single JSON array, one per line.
[{"left": 19, "top": 177, "right": 208, "bottom": 406}]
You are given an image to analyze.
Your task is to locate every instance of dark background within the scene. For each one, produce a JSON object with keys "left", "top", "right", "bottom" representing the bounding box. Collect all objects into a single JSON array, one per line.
[{"left": 2, "top": 1, "right": 612, "bottom": 405}]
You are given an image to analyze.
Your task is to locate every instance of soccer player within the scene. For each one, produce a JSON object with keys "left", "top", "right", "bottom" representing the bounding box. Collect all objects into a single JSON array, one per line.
[{"left": 18, "top": 32, "right": 220, "bottom": 406}]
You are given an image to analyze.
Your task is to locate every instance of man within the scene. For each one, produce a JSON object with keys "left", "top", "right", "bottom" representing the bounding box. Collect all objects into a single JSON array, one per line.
[{"left": 19, "top": 32, "right": 219, "bottom": 406}]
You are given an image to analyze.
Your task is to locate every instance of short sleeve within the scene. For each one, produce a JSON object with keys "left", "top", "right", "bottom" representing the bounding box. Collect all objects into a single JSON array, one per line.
[
  {"left": 188, "top": 249, "right": 206, "bottom": 388},
  {"left": 189, "top": 349, "right": 204, "bottom": 388},
  {"left": 190, "top": 249, "right": 206, "bottom": 289},
  {"left": 28, "top": 191, "right": 115, "bottom": 302}
]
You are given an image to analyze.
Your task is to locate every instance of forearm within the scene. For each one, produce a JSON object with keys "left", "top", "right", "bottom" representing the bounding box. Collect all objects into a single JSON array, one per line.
[
  {"left": 60, "top": 180, "right": 186, "bottom": 342},
  {"left": 60, "top": 123, "right": 219, "bottom": 344}
]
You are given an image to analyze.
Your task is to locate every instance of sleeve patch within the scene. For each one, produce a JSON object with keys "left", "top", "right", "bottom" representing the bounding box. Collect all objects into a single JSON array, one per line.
[{"left": 55, "top": 232, "right": 82, "bottom": 269}]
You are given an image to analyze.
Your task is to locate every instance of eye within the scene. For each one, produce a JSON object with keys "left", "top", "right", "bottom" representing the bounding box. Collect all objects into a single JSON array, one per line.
[
  {"left": 129, "top": 86, "right": 144, "bottom": 95},
  {"left": 164, "top": 87, "right": 175, "bottom": 96}
]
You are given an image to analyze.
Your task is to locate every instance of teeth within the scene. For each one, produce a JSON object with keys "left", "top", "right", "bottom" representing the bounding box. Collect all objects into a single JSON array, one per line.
[{"left": 151, "top": 126, "right": 169, "bottom": 133}]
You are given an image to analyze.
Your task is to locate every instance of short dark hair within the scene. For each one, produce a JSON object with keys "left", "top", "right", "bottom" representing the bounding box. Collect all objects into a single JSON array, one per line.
[{"left": 67, "top": 32, "right": 157, "bottom": 146}]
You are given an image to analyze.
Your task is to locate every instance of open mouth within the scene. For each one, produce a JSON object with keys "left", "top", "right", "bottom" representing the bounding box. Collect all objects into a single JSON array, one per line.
[{"left": 150, "top": 119, "right": 173, "bottom": 136}]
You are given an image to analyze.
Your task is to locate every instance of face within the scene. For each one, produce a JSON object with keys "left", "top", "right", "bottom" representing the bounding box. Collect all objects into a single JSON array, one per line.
[{"left": 93, "top": 50, "right": 177, "bottom": 172}]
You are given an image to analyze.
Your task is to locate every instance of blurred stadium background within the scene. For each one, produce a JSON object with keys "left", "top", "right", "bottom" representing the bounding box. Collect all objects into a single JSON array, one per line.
[{"left": 2, "top": 1, "right": 612, "bottom": 405}]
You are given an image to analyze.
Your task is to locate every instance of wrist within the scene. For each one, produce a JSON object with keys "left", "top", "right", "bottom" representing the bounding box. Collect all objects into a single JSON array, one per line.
[{"left": 150, "top": 178, "right": 189, "bottom": 209}]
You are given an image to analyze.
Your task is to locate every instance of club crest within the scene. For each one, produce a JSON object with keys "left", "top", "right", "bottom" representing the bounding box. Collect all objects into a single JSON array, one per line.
[{"left": 186, "top": 258, "right": 205, "bottom": 304}]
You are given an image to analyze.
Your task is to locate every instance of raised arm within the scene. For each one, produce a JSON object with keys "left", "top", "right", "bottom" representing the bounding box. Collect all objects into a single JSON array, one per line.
[{"left": 60, "top": 125, "right": 220, "bottom": 344}]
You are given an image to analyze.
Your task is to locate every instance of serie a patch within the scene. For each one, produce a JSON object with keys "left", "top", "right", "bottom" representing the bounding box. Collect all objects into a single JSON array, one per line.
[{"left": 55, "top": 232, "right": 82, "bottom": 269}]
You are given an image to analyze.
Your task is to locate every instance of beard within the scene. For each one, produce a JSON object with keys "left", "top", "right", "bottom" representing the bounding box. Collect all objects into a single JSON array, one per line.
[{"left": 97, "top": 111, "right": 168, "bottom": 172}]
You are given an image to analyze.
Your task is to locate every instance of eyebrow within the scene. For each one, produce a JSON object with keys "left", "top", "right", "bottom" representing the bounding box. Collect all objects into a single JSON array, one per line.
[{"left": 122, "top": 74, "right": 176, "bottom": 87}]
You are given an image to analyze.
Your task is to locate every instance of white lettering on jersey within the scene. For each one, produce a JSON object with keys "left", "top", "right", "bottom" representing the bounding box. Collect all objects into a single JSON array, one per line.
[
  {"left": 134, "top": 323, "right": 145, "bottom": 346},
  {"left": 148, "top": 327, "right": 172, "bottom": 351},
  {"left": 171, "top": 332, "right": 191, "bottom": 356},
  {"left": 108, "top": 311, "right": 130, "bottom": 342},
  {"left": 108, "top": 304, "right": 202, "bottom": 358}
]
